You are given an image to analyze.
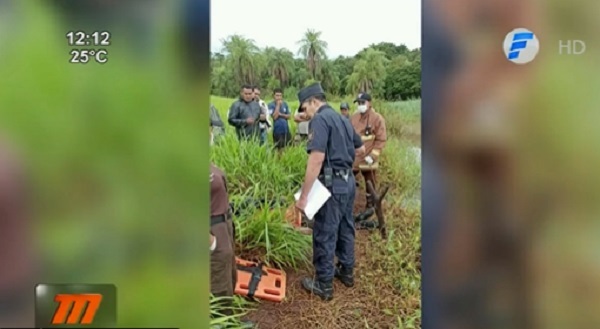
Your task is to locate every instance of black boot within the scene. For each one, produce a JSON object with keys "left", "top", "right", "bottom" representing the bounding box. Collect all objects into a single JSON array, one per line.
[
  {"left": 356, "top": 220, "right": 378, "bottom": 230},
  {"left": 355, "top": 208, "right": 375, "bottom": 223},
  {"left": 301, "top": 278, "right": 333, "bottom": 301},
  {"left": 334, "top": 265, "right": 354, "bottom": 287}
]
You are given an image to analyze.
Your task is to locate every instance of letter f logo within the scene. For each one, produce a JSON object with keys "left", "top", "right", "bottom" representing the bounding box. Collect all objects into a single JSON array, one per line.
[
  {"left": 503, "top": 28, "right": 540, "bottom": 64},
  {"left": 508, "top": 32, "right": 534, "bottom": 60}
]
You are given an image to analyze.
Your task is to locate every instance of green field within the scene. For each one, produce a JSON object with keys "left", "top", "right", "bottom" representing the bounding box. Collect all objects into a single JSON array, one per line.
[{"left": 210, "top": 96, "right": 422, "bottom": 328}]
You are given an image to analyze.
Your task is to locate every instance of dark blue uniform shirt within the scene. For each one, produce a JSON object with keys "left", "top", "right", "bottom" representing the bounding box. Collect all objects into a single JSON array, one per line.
[{"left": 307, "top": 105, "right": 363, "bottom": 171}]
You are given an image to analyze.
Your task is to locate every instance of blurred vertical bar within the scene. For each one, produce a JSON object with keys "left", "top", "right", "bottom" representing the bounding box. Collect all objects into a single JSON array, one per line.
[
  {"left": 420, "top": 0, "right": 458, "bottom": 328},
  {"left": 423, "top": 0, "right": 600, "bottom": 328},
  {"left": 422, "top": 0, "right": 535, "bottom": 326},
  {"left": 0, "top": 0, "right": 211, "bottom": 328}
]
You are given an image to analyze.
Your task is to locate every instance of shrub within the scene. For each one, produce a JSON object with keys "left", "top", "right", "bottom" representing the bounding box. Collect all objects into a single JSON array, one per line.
[{"left": 211, "top": 132, "right": 311, "bottom": 269}]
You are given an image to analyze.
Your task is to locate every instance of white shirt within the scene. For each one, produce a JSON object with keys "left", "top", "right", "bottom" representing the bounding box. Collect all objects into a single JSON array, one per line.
[
  {"left": 295, "top": 110, "right": 310, "bottom": 135},
  {"left": 257, "top": 99, "right": 272, "bottom": 131}
]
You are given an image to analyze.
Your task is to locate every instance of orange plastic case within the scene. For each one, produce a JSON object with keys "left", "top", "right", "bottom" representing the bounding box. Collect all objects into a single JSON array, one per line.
[{"left": 234, "top": 257, "right": 286, "bottom": 302}]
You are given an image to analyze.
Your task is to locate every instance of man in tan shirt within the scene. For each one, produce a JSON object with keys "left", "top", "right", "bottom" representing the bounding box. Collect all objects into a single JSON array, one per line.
[{"left": 350, "top": 93, "right": 387, "bottom": 208}]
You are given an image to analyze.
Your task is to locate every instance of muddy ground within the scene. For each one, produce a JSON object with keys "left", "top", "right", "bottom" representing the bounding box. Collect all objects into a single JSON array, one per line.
[{"left": 244, "top": 188, "right": 418, "bottom": 329}]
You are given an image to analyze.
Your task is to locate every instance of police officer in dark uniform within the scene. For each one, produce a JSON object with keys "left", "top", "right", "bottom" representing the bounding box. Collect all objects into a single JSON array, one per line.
[{"left": 295, "top": 83, "right": 366, "bottom": 301}]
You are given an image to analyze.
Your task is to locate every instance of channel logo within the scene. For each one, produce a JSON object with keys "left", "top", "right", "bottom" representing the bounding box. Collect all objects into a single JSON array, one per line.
[
  {"left": 35, "top": 284, "right": 117, "bottom": 328},
  {"left": 503, "top": 28, "right": 539, "bottom": 64}
]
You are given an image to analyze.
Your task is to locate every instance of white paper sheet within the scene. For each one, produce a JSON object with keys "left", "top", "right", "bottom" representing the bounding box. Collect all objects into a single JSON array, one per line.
[{"left": 294, "top": 180, "right": 331, "bottom": 220}]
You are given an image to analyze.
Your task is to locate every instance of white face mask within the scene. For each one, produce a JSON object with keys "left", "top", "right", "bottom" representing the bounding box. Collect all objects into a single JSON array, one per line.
[{"left": 358, "top": 105, "right": 368, "bottom": 113}]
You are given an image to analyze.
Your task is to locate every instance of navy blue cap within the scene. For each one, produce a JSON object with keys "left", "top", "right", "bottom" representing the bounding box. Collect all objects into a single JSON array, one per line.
[
  {"left": 340, "top": 102, "right": 350, "bottom": 109},
  {"left": 353, "top": 92, "right": 372, "bottom": 103},
  {"left": 297, "top": 82, "right": 325, "bottom": 111}
]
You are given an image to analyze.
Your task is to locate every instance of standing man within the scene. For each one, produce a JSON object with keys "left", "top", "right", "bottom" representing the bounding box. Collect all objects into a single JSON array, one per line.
[
  {"left": 209, "top": 124, "right": 255, "bottom": 328},
  {"left": 350, "top": 93, "right": 387, "bottom": 208},
  {"left": 227, "top": 84, "right": 263, "bottom": 141},
  {"left": 253, "top": 86, "right": 271, "bottom": 145},
  {"left": 268, "top": 88, "right": 292, "bottom": 149},
  {"left": 294, "top": 83, "right": 365, "bottom": 301},
  {"left": 340, "top": 102, "right": 351, "bottom": 118},
  {"left": 293, "top": 107, "right": 311, "bottom": 144},
  {"left": 210, "top": 104, "right": 225, "bottom": 140}
]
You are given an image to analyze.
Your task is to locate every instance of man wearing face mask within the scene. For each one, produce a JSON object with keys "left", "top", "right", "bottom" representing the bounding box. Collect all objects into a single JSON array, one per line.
[
  {"left": 350, "top": 93, "right": 387, "bottom": 208},
  {"left": 295, "top": 82, "right": 365, "bottom": 301}
]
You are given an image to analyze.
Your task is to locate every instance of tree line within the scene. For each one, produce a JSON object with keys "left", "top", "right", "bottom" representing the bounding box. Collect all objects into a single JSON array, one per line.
[{"left": 210, "top": 29, "right": 421, "bottom": 101}]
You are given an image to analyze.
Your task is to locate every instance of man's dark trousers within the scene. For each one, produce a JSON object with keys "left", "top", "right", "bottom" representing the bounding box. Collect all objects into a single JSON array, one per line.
[{"left": 312, "top": 174, "right": 356, "bottom": 281}]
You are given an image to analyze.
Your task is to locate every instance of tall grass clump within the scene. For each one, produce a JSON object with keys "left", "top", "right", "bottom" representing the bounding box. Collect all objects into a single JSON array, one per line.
[
  {"left": 211, "top": 131, "right": 312, "bottom": 269},
  {"left": 365, "top": 134, "right": 421, "bottom": 327},
  {"left": 377, "top": 99, "right": 421, "bottom": 141},
  {"left": 379, "top": 138, "right": 421, "bottom": 201},
  {"left": 212, "top": 132, "right": 306, "bottom": 193},
  {"left": 210, "top": 295, "right": 253, "bottom": 328}
]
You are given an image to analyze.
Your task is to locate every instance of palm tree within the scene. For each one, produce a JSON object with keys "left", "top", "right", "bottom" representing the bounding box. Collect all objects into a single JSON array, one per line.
[
  {"left": 346, "top": 48, "right": 389, "bottom": 96},
  {"left": 319, "top": 60, "right": 341, "bottom": 96},
  {"left": 296, "top": 29, "right": 328, "bottom": 79},
  {"left": 221, "top": 35, "right": 260, "bottom": 86},
  {"left": 264, "top": 47, "right": 294, "bottom": 87}
]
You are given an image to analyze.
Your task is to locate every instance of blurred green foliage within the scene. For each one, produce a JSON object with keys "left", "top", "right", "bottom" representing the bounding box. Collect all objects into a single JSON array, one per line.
[{"left": 0, "top": 1, "right": 210, "bottom": 328}]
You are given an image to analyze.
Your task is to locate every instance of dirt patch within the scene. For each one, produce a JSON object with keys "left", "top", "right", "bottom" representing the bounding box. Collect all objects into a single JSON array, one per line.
[
  {"left": 246, "top": 234, "right": 399, "bottom": 328},
  {"left": 244, "top": 189, "right": 407, "bottom": 328}
]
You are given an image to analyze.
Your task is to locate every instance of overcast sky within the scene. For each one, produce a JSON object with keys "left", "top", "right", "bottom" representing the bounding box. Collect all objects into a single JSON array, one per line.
[{"left": 211, "top": 0, "right": 421, "bottom": 58}]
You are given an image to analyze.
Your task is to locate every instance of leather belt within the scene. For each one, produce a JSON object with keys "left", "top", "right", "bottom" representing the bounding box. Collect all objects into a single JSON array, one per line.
[{"left": 210, "top": 214, "right": 227, "bottom": 226}]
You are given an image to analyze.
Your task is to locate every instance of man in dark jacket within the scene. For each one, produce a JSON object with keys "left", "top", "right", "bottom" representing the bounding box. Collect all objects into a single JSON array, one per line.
[{"left": 227, "top": 85, "right": 263, "bottom": 141}]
